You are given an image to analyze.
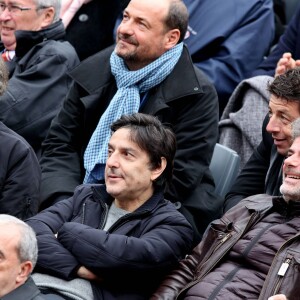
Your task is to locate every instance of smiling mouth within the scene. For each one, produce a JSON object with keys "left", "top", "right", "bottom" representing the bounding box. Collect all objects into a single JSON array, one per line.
[
  {"left": 273, "top": 138, "right": 286, "bottom": 144},
  {"left": 286, "top": 175, "right": 300, "bottom": 179},
  {"left": 1, "top": 26, "right": 14, "bottom": 32}
]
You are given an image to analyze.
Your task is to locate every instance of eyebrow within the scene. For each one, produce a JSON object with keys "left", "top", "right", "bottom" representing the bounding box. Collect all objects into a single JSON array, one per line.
[
  {"left": 108, "top": 143, "right": 138, "bottom": 153},
  {"left": 123, "top": 9, "right": 150, "bottom": 27}
]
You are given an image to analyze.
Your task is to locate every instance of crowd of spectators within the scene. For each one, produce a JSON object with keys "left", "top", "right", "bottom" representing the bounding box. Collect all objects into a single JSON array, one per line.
[{"left": 0, "top": 0, "right": 300, "bottom": 299}]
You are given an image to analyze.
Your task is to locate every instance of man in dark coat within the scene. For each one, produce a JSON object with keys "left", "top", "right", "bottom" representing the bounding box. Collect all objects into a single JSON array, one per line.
[
  {"left": 39, "top": 0, "right": 221, "bottom": 242},
  {"left": 0, "top": 0, "right": 79, "bottom": 156},
  {"left": 27, "top": 113, "right": 194, "bottom": 300},
  {"left": 0, "top": 58, "right": 40, "bottom": 219},
  {"left": 224, "top": 67, "right": 300, "bottom": 212}
]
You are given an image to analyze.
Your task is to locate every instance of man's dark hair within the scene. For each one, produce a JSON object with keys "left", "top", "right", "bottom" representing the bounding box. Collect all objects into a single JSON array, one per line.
[
  {"left": 165, "top": 0, "right": 189, "bottom": 43},
  {"left": 268, "top": 68, "right": 300, "bottom": 101},
  {"left": 110, "top": 113, "right": 176, "bottom": 191}
]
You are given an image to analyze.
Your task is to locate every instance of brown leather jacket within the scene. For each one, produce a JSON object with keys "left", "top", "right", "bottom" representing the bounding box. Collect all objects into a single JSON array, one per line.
[{"left": 152, "top": 194, "right": 300, "bottom": 299}]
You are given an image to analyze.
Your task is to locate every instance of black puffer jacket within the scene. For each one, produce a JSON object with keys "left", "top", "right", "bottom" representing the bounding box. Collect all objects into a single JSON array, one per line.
[
  {"left": 152, "top": 194, "right": 300, "bottom": 299},
  {"left": 26, "top": 184, "right": 194, "bottom": 299}
]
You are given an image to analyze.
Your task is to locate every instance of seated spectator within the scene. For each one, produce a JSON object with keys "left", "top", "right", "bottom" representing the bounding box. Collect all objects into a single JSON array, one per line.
[
  {"left": 39, "top": 0, "right": 221, "bottom": 242},
  {"left": 0, "top": 214, "right": 44, "bottom": 299},
  {"left": 118, "top": 0, "right": 275, "bottom": 114},
  {"left": 0, "top": 58, "right": 40, "bottom": 219},
  {"left": 224, "top": 67, "right": 300, "bottom": 212},
  {"left": 26, "top": 113, "right": 193, "bottom": 300},
  {"left": 253, "top": 1, "right": 300, "bottom": 77},
  {"left": 0, "top": 0, "right": 79, "bottom": 156},
  {"left": 151, "top": 117, "right": 300, "bottom": 300},
  {"left": 60, "top": 0, "right": 122, "bottom": 60}
]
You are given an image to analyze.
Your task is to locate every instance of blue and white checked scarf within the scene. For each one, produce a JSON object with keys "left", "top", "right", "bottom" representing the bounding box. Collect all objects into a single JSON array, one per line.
[{"left": 83, "top": 42, "right": 184, "bottom": 183}]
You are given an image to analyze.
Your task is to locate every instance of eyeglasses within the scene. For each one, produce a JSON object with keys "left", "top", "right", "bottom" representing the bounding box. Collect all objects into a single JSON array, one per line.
[{"left": 0, "top": 3, "right": 32, "bottom": 15}]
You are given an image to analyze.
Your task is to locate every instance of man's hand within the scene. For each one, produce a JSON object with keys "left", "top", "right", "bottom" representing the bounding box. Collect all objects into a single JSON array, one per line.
[
  {"left": 268, "top": 294, "right": 288, "bottom": 300},
  {"left": 275, "top": 52, "right": 300, "bottom": 77},
  {"left": 77, "top": 266, "right": 103, "bottom": 282}
]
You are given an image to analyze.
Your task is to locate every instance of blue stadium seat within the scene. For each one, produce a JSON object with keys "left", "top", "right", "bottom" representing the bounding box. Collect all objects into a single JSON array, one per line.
[{"left": 210, "top": 143, "right": 241, "bottom": 198}]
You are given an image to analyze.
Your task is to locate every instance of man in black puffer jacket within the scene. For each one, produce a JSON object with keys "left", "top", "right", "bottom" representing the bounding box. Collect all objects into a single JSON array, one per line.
[{"left": 26, "top": 113, "right": 193, "bottom": 300}]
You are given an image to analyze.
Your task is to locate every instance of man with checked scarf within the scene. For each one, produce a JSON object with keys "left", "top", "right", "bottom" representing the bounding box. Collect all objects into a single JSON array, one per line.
[{"left": 39, "top": 0, "right": 220, "bottom": 243}]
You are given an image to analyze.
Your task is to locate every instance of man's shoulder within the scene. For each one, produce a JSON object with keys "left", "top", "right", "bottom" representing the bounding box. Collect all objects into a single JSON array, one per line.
[
  {"left": 0, "top": 121, "right": 32, "bottom": 151},
  {"left": 35, "top": 39, "right": 79, "bottom": 62},
  {"left": 71, "top": 45, "right": 114, "bottom": 73},
  {"left": 155, "top": 199, "right": 193, "bottom": 226},
  {"left": 68, "top": 45, "right": 114, "bottom": 91},
  {"left": 231, "top": 194, "right": 273, "bottom": 213},
  {"left": 222, "top": 194, "right": 273, "bottom": 224},
  {"left": 161, "top": 45, "right": 217, "bottom": 99}
]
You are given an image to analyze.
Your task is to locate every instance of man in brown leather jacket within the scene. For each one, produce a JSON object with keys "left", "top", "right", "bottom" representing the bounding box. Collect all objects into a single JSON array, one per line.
[{"left": 152, "top": 118, "right": 300, "bottom": 300}]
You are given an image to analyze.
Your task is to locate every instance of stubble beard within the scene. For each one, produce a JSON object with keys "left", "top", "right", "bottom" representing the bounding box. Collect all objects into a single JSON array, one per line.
[{"left": 280, "top": 183, "right": 300, "bottom": 202}]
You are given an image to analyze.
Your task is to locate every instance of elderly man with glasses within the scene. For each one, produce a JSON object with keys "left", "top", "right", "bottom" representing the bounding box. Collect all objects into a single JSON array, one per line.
[{"left": 0, "top": 0, "right": 79, "bottom": 157}]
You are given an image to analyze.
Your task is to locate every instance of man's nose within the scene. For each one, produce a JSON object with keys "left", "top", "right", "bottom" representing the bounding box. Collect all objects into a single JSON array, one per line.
[
  {"left": 118, "top": 20, "right": 134, "bottom": 36},
  {"left": 284, "top": 154, "right": 298, "bottom": 169},
  {"left": 266, "top": 116, "right": 281, "bottom": 133},
  {"left": 0, "top": 8, "right": 12, "bottom": 20},
  {"left": 106, "top": 153, "right": 120, "bottom": 168}
]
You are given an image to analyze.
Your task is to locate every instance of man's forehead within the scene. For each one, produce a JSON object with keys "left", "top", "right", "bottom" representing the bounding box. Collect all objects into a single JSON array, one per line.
[
  {"left": 109, "top": 128, "right": 145, "bottom": 152},
  {"left": 269, "top": 95, "right": 300, "bottom": 111},
  {"left": 1, "top": 0, "right": 35, "bottom": 4},
  {"left": 289, "top": 137, "right": 300, "bottom": 152},
  {"left": 0, "top": 0, "right": 36, "bottom": 5},
  {"left": 126, "top": 0, "right": 169, "bottom": 20}
]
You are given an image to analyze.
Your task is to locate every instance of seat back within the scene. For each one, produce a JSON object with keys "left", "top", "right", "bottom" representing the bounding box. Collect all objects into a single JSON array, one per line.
[{"left": 210, "top": 143, "right": 241, "bottom": 198}]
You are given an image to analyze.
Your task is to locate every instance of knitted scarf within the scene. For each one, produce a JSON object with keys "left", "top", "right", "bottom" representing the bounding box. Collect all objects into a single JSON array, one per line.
[{"left": 83, "top": 42, "right": 183, "bottom": 183}]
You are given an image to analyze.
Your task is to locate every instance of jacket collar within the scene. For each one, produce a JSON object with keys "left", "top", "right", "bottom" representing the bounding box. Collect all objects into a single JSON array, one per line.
[
  {"left": 92, "top": 184, "right": 165, "bottom": 214},
  {"left": 242, "top": 194, "right": 300, "bottom": 217},
  {"left": 69, "top": 44, "right": 203, "bottom": 103},
  {"left": 272, "top": 196, "right": 300, "bottom": 217},
  {"left": 14, "top": 20, "right": 65, "bottom": 58},
  {"left": 1, "top": 277, "right": 41, "bottom": 300}
]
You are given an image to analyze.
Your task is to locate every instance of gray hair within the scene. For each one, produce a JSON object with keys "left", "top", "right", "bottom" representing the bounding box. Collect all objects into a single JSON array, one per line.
[
  {"left": 35, "top": 0, "right": 61, "bottom": 23},
  {"left": 0, "top": 215, "right": 38, "bottom": 268},
  {"left": 292, "top": 118, "right": 300, "bottom": 141}
]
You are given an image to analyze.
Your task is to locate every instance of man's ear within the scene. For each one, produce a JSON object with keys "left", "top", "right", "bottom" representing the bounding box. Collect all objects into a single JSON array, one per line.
[
  {"left": 16, "top": 261, "right": 33, "bottom": 285},
  {"left": 164, "top": 29, "right": 181, "bottom": 50},
  {"left": 41, "top": 7, "right": 55, "bottom": 29},
  {"left": 151, "top": 157, "right": 167, "bottom": 181}
]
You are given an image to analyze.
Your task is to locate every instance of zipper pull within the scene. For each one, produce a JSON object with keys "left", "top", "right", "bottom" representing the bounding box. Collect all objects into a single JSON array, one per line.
[
  {"left": 277, "top": 258, "right": 291, "bottom": 276},
  {"left": 221, "top": 233, "right": 231, "bottom": 243}
]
